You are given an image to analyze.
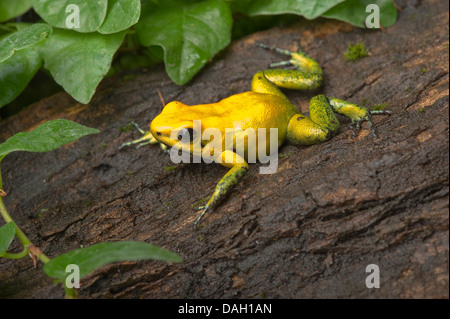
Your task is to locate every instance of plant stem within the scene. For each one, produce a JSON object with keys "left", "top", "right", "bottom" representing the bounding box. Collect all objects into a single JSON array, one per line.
[
  {"left": 0, "top": 195, "right": 50, "bottom": 264},
  {"left": 0, "top": 168, "right": 76, "bottom": 297},
  {"left": 2, "top": 247, "right": 28, "bottom": 259},
  {"left": 0, "top": 196, "right": 31, "bottom": 245}
]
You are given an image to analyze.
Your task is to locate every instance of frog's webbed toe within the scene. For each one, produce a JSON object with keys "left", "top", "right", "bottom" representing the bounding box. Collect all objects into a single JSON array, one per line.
[
  {"left": 349, "top": 109, "right": 393, "bottom": 139},
  {"left": 119, "top": 121, "right": 166, "bottom": 150},
  {"left": 119, "top": 131, "right": 159, "bottom": 149},
  {"left": 257, "top": 42, "right": 299, "bottom": 69}
]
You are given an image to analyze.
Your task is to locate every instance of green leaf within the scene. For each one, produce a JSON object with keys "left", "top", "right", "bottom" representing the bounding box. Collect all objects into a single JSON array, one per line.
[
  {"left": 0, "top": 47, "right": 42, "bottom": 108},
  {"left": 39, "top": 28, "right": 126, "bottom": 104},
  {"left": 0, "top": 0, "right": 32, "bottom": 22},
  {"left": 43, "top": 241, "right": 183, "bottom": 282},
  {"left": 322, "top": 0, "right": 398, "bottom": 28},
  {"left": 242, "top": 0, "right": 345, "bottom": 20},
  {"left": 0, "top": 23, "right": 52, "bottom": 63},
  {"left": 98, "top": 0, "right": 141, "bottom": 34},
  {"left": 32, "top": 0, "right": 108, "bottom": 33},
  {"left": 0, "top": 119, "right": 99, "bottom": 161},
  {"left": 136, "top": 0, "right": 232, "bottom": 85},
  {"left": 238, "top": 0, "right": 397, "bottom": 28},
  {"left": 0, "top": 222, "right": 16, "bottom": 256}
]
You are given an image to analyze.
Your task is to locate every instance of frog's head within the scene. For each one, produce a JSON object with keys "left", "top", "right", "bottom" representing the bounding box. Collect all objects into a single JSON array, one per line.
[{"left": 150, "top": 101, "right": 201, "bottom": 150}]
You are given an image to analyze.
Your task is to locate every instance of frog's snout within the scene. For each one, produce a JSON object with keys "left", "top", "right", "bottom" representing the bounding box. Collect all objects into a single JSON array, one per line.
[{"left": 149, "top": 117, "right": 163, "bottom": 141}]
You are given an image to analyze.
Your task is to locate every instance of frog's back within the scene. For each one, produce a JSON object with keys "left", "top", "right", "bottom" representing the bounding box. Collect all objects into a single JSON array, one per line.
[{"left": 205, "top": 91, "right": 298, "bottom": 131}]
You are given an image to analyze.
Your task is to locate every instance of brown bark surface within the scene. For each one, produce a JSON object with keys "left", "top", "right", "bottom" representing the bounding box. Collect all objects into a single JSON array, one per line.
[{"left": 0, "top": 0, "right": 448, "bottom": 298}]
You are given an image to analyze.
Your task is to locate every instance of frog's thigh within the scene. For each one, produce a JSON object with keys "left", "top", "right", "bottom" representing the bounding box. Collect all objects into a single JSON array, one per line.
[
  {"left": 204, "top": 151, "right": 249, "bottom": 212},
  {"left": 309, "top": 95, "right": 340, "bottom": 132},
  {"left": 260, "top": 69, "right": 323, "bottom": 90},
  {"left": 287, "top": 95, "right": 341, "bottom": 145}
]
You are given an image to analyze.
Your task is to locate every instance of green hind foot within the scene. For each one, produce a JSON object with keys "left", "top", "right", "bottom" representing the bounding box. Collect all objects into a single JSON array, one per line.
[
  {"left": 347, "top": 109, "right": 392, "bottom": 139},
  {"left": 257, "top": 42, "right": 322, "bottom": 77},
  {"left": 327, "top": 97, "right": 392, "bottom": 139}
]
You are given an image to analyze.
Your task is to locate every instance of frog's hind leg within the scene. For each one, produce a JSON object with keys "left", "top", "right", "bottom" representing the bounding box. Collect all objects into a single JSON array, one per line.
[
  {"left": 327, "top": 97, "right": 392, "bottom": 139},
  {"left": 287, "top": 95, "right": 341, "bottom": 145},
  {"left": 287, "top": 95, "right": 392, "bottom": 144},
  {"left": 257, "top": 42, "right": 323, "bottom": 90}
]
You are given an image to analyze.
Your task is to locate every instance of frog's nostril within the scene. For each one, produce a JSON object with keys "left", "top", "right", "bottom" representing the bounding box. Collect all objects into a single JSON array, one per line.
[{"left": 156, "top": 132, "right": 162, "bottom": 136}]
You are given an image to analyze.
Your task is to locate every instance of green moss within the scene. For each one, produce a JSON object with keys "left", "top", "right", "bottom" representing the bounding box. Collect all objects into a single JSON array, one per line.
[
  {"left": 421, "top": 67, "right": 427, "bottom": 74},
  {"left": 344, "top": 42, "right": 370, "bottom": 61},
  {"left": 119, "top": 122, "right": 135, "bottom": 132},
  {"left": 126, "top": 170, "right": 134, "bottom": 177},
  {"left": 164, "top": 165, "right": 177, "bottom": 172},
  {"left": 360, "top": 98, "right": 367, "bottom": 107},
  {"left": 36, "top": 208, "right": 49, "bottom": 219},
  {"left": 191, "top": 197, "right": 209, "bottom": 209},
  {"left": 418, "top": 107, "right": 425, "bottom": 114},
  {"left": 122, "top": 74, "right": 137, "bottom": 81},
  {"left": 280, "top": 151, "right": 294, "bottom": 158}
]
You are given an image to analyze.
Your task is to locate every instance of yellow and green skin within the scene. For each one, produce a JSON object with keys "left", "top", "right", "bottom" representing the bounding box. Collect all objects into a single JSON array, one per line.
[{"left": 121, "top": 43, "right": 391, "bottom": 226}]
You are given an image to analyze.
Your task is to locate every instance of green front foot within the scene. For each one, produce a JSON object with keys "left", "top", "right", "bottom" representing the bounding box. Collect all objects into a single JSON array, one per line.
[
  {"left": 119, "top": 121, "right": 167, "bottom": 151},
  {"left": 193, "top": 158, "right": 248, "bottom": 228},
  {"left": 327, "top": 97, "right": 392, "bottom": 139},
  {"left": 194, "top": 205, "right": 208, "bottom": 227}
]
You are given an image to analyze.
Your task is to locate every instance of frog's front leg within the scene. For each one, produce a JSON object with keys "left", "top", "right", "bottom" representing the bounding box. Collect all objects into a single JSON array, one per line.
[{"left": 194, "top": 150, "right": 249, "bottom": 226}]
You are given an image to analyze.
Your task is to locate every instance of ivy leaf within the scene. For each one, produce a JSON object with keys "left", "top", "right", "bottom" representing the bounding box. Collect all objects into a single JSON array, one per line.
[
  {"left": 322, "top": 0, "right": 398, "bottom": 28},
  {"left": 39, "top": 28, "right": 126, "bottom": 104},
  {"left": 0, "top": 119, "right": 99, "bottom": 162},
  {"left": 0, "top": 0, "right": 32, "bottom": 22},
  {"left": 0, "top": 47, "right": 42, "bottom": 108},
  {"left": 0, "top": 222, "right": 16, "bottom": 256},
  {"left": 32, "top": 0, "right": 108, "bottom": 33},
  {"left": 136, "top": 0, "right": 232, "bottom": 85},
  {"left": 0, "top": 23, "right": 52, "bottom": 63},
  {"left": 98, "top": 0, "right": 141, "bottom": 34},
  {"left": 238, "top": 0, "right": 397, "bottom": 28},
  {"left": 43, "top": 241, "right": 183, "bottom": 283}
]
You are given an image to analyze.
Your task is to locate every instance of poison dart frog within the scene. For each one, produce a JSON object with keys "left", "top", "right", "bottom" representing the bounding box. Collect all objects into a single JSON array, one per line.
[{"left": 121, "top": 43, "right": 391, "bottom": 226}]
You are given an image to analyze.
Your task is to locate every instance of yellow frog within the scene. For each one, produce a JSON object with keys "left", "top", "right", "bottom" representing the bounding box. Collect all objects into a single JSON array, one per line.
[{"left": 121, "top": 43, "right": 391, "bottom": 226}]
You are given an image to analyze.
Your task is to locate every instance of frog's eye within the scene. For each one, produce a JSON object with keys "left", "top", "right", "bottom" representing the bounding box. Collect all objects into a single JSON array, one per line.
[{"left": 177, "top": 128, "right": 197, "bottom": 143}]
